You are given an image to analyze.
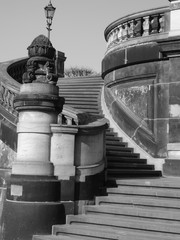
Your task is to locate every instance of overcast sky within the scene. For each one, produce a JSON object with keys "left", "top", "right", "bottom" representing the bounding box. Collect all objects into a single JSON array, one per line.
[{"left": 0, "top": 0, "right": 168, "bottom": 72}]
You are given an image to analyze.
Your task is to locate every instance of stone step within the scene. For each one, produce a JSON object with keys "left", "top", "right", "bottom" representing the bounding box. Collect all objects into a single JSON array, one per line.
[
  {"left": 59, "top": 88, "right": 102, "bottom": 92},
  {"left": 95, "top": 194, "right": 180, "bottom": 209},
  {"left": 52, "top": 223, "right": 180, "bottom": 240},
  {"left": 58, "top": 78, "right": 104, "bottom": 83},
  {"left": 33, "top": 234, "right": 96, "bottom": 240},
  {"left": 65, "top": 100, "right": 98, "bottom": 105},
  {"left": 115, "top": 177, "right": 180, "bottom": 188},
  {"left": 106, "top": 151, "right": 140, "bottom": 158},
  {"left": 107, "top": 156, "right": 147, "bottom": 164},
  {"left": 107, "top": 146, "right": 133, "bottom": 153},
  {"left": 84, "top": 205, "right": 180, "bottom": 222},
  {"left": 105, "top": 131, "right": 118, "bottom": 136},
  {"left": 52, "top": 224, "right": 120, "bottom": 240},
  {"left": 63, "top": 107, "right": 100, "bottom": 114},
  {"left": 66, "top": 214, "right": 180, "bottom": 234},
  {"left": 59, "top": 91, "right": 100, "bottom": 95},
  {"left": 107, "top": 169, "right": 162, "bottom": 178},
  {"left": 107, "top": 185, "right": 180, "bottom": 198},
  {"left": 107, "top": 162, "right": 154, "bottom": 170},
  {"left": 106, "top": 140, "right": 126, "bottom": 147},
  {"left": 60, "top": 95, "right": 99, "bottom": 100},
  {"left": 58, "top": 82, "right": 104, "bottom": 86},
  {"left": 65, "top": 97, "right": 98, "bottom": 102},
  {"left": 59, "top": 85, "right": 103, "bottom": 89},
  {"left": 65, "top": 104, "right": 99, "bottom": 110},
  {"left": 59, "top": 79, "right": 103, "bottom": 83}
]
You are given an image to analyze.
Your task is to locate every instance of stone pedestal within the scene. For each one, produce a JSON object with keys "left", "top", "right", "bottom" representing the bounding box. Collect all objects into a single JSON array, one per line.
[
  {"left": 50, "top": 125, "right": 78, "bottom": 180},
  {"left": 12, "top": 83, "right": 61, "bottom": 176},
  {"left": 2, "top": 82, "right": 65, "bottom": 240}
]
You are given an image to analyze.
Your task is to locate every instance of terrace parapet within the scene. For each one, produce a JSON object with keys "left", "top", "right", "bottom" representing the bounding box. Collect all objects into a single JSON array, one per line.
[{"left": 104, "top": 6, "right": 170, "bottom": 54}]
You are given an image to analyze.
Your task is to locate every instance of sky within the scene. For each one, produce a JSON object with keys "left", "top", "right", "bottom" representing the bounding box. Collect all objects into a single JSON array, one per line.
[{"left": 0, "top": 0, "right": 168, "bottom": 73}]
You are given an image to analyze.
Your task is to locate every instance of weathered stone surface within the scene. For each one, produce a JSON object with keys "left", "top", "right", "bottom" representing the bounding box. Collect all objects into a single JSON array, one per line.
[{"left": 0, "top": 140, "right": 16, "bottom": 169}]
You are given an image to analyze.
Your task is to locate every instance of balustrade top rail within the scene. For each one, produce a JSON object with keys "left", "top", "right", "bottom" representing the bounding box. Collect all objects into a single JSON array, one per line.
[
  {"left": 0, "top": 59, "right": 24, "bottom": 122},
  {"left": 104, "top": 6, "right": 170, "bottom": 50}
]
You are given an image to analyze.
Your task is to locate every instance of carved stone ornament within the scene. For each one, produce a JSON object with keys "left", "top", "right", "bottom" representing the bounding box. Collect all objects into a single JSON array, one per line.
[{"left": 22, "top": 35, "right": 58, "bottom": 84}]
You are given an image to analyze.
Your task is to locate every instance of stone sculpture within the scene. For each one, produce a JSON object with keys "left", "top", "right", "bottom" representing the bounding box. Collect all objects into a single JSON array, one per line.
[{"left": 22, "top": 34, "right": 58, "bottom": 84}]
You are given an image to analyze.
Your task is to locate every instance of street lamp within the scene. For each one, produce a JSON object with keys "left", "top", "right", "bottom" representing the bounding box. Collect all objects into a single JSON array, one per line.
[{"left": 44, "top": 0, "right": 56, "bottom": 40}]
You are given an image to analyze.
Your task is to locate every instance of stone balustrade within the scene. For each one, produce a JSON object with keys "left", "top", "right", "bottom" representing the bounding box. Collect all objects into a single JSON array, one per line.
[
  {"left": 0, "top": 82, "right": 18, "bottom": 118},
  {"left": 51, "top": 105, "right": 108, "bottom": 181},
  {"left": 0, "top": 59, "right": 24, "bottom": 122},
  {"left": 7, "top": 58, "right": 27, "bottom": 83},
  {"left": 105, "top": 6, "right": 170, "bottom": 51}
]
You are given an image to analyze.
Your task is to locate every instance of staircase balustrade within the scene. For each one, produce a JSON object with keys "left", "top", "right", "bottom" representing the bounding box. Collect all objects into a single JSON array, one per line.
[
  {"left": 51, "top": 105, "right": 108, "bottom": 181},
  {"left": 0, "top": 82, "right": 18, "bottom": 117},
  {"left": 105, "top": 7, "right": 169, "bottom": 51}
]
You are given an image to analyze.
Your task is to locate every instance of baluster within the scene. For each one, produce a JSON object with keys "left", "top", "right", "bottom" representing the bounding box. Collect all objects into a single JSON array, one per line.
[
  {"left": 114, "top": 28, "right": 119, "bottom": 42},
  {"left": 57, "top": 113, "right": 63, "bottom": 124},
  {"left": 113, "top": 29, "right": 116, "bottom": 41},
  {"left": 107, "top": 34, "right": 110, "bottom": 47},
  {"left": 150, "top": 14, "right": 159, "bottom": 34},
  {"left": 5, "top": 90, "right": 11, "bottom": 110},
  {"left": 11, "top": 93, "right": 16, "bottom": 114},
  {"left": 0, "top": 84, "right": 4, "bottom": 103},
  {"left": 107, "top": 33, "right": 111, "bottom": 47},
  {"left": 143, "top": 16, "right": 150, "bottom": 36},
  {"left": 1, "top": 85, "right": 5, "bottom": 105},
  {"left": 66, "top": 116, "right": 73, "bottom": 125},
  {"left": 134, "top": 18, "right": 142, "bottom": 37},
  {"left": 159, "top": 14, "right": 165, "bottom": 33},
  {"left": 122, "top": 23, "right": 128, "bottom": 40},
  {"left": 109, "top": 32, "right": 113, "bottom": 45},
  {"left": 118, "top": 24, "right": 123, "bottom": 42},
  {"left": 128, "top": 20, "right": 134, "bottom": 38},
  {"left": 3, "top": 88, "right": 8, "bottom": 107}
]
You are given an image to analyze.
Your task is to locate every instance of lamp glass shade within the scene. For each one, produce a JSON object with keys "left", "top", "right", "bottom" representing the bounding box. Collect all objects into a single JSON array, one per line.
[{"left": 44, "top": 2, "right": 56, "bottom": 19}]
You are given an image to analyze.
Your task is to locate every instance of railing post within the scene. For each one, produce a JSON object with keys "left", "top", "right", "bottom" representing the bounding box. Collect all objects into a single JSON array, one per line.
[
  {"left": 143, "top": 16, "right": 150, "bottom": 36},
  {"left": 169, "top": 0, "right": 180, "bottom": 36}
]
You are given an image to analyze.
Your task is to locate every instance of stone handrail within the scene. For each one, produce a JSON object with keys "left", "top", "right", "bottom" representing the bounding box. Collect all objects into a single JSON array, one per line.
[
  {"left": 51, "top": 105, "right": 108, "bottom": 182},
  {"left": 58, "top": 105, "right": 107, "bottom": 127},
  {"left": 0, "top": 59, "right": 26, "bottom": 124},
  {"left": 105, "top": 6, "right": 170, "bottom": 51},
  {"left": 7, "top": 58, "right": 27, "bottom": 83}
]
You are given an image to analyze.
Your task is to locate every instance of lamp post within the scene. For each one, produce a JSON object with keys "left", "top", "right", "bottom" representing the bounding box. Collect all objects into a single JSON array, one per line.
[{"left": 44, "top": 0, "right": 56, "bottom": 40}]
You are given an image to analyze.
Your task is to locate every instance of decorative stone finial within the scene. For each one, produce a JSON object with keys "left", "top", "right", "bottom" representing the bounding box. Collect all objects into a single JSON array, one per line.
[
  {"left": 22, "top": 34, "right": 58, "bottom": 84},
  {"left": 27, "top": 34, "right": 55, "bottom": 59}
]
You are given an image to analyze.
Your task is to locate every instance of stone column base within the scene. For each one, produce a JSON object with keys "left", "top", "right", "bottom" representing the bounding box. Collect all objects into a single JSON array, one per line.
[
  {"left": 167, "top": 143, "right": 180, "bottom": 159},
  {"left": 12, "top": 161, "right": 54, "bottom": 176},
  {"left": 1, "top": 175, "right": 63, "bottom": 240},
  {"left": 163, "top": 159, "right": 180, "bottom": 176}
]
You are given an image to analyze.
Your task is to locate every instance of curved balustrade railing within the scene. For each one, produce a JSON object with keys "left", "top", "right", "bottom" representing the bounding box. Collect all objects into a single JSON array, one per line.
[
  {"left": 7, "top": 58, "right": 27, "bottom": 84},
  {"left": 0, "top": 59, "right": 26, "bottom": 124},
  {"left": 105, "top": 6, "right": 170, "bottom": 52}
]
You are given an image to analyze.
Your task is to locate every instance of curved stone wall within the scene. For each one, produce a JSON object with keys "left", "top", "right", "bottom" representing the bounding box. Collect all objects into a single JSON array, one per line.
[{"left": 102, "top": 4, "right": 180, "bottom": 159}]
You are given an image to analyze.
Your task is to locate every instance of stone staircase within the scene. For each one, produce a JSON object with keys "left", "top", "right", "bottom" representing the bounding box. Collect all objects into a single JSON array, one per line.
[
  {"left": 34, "top": 178, "right": 180, "bottom": 239},
  {"left": 33, "top": 76, "right": 180, "bottom": 240},
  {"left": 58, "top": 76, "right": 161, "bottom": 180}
]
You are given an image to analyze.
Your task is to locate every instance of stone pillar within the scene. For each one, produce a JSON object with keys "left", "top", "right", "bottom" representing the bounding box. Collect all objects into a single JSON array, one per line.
[
  {"left": 2, "top": 35, "right": 65, "bottom": 240},
  {"left": 13, "top": 83, "right": 57, "bottom": 176},
  {"left": 50, "top": 125, "right": 78, "bottom": 209},
  {"left": 50, "top": 125, "right": 78, "bottom": 180},
  {"left": 169, "top": 0, "right": 180, "bottom": 36}
]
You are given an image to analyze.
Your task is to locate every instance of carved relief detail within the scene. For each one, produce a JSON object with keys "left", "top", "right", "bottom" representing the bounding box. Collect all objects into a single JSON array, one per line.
[{"left": 22, "top": 34, "right": 58, "bottom": 85}]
